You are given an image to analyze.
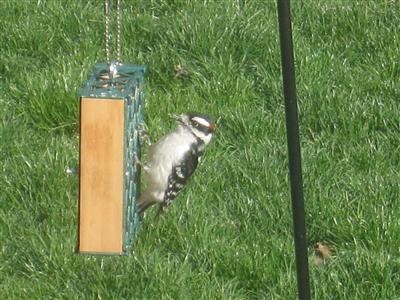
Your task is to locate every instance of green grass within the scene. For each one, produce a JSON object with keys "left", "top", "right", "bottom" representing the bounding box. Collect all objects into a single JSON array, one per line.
[{"left": 1, "top": 0, "right": 399, "bottom": 298}]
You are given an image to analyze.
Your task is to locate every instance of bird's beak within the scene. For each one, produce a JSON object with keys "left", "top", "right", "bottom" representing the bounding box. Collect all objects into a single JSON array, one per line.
[{"left": 169, "top": 113, "right": 184, "bottom": 124}]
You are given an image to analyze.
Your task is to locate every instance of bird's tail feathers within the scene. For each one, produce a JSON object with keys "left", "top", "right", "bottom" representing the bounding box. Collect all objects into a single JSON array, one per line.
[{"left": 136, "top": 193, "right": 157, "bottom": 214}]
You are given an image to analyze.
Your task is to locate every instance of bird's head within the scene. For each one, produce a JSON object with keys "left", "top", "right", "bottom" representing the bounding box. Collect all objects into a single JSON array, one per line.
[{"left": 170, "top": 112, "right": 215, "bottom": 145}]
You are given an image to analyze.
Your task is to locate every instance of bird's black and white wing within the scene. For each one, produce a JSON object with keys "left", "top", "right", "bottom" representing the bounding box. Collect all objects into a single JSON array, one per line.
[{"left": 159, "top": 143, "right": 202, "bottom": 212}]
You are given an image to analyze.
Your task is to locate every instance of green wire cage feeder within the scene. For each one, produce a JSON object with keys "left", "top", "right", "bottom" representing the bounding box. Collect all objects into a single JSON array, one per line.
[{"left": 77, "top": 0, "right": 145, "bottom": 255}]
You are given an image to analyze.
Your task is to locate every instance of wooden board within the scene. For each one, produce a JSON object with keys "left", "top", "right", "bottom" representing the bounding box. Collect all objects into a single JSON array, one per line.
[{"left": 79, "top": 97, "right": 125, "bottom": 254}]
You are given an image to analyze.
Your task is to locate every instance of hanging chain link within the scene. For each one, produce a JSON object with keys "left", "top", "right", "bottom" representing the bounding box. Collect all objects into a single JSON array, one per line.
[
  {"left": 104, "top": 0, "right": 110, "bottom": 64},
  {"left": 116, "top": 0, "right": 121, "bottom": 63},
  {"left": 104, "top": 0, "right": 121, "bottom": 65}
]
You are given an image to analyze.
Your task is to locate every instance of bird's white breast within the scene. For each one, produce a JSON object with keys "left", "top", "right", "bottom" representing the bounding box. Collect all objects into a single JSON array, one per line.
[{"left": 143, "top": 126, "right": 197, "bottom": 201}]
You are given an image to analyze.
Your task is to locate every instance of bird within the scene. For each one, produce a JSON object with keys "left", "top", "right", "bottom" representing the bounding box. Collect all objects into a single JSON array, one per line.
[
  {"left": 137, "top": 112, "right": 215, "bottom": 216},
  {"left": 313, "top": 242, "right": 332, "bottom": 266}
]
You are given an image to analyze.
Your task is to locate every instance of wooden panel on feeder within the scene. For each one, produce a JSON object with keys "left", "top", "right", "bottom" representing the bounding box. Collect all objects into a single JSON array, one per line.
[{"left": 79, "top": 98, "right": 125, "bottom": 254}]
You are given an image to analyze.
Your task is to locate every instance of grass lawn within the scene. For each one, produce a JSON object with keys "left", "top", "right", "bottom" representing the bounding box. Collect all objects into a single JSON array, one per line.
[{"left": 1, "top": 1, "right": 399, "bottom": 299}]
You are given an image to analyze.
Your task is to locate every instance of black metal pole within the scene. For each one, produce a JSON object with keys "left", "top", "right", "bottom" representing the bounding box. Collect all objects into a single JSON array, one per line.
[{"left": 276, "top": 1, "right": 311, "bottom": 299}]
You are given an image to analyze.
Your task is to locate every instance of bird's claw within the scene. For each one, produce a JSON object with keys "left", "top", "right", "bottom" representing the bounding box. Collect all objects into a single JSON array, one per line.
[
  {"left": 133, "top": 152, "right": 150, "bottom": 172},
  {"left": 137, "top": 122, "right": 152, "bottom": 146}
]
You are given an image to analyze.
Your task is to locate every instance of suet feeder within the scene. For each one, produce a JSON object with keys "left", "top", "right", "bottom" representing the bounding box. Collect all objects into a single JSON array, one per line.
[
  {"left": 76, "top": 0, "right": 146, "bottom": 255},
  {"left": 77, "top": 63, "right": 146, "bottom": 255}
]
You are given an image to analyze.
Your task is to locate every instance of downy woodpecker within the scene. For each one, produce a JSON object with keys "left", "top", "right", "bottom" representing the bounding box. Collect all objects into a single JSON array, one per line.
[{"left": 137, "top": 112, "right": 215, "bottom": 215}]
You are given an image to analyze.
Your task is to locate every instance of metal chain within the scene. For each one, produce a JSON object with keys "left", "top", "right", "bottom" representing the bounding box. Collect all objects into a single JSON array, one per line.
[
  {"left": 104, "top": 0, "right": 110, "bottom": 64},
  {"left": 116, "top": 0, "right": 121, "bottom": 63},
  {"left": 104, "top": 0, "right": 122, "bottom": 65}
]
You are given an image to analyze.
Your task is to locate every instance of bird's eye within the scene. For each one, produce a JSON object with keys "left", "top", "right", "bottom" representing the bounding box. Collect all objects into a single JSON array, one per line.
[{"left": 192, "top": 120, "right": 199, "bottom": 127}]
